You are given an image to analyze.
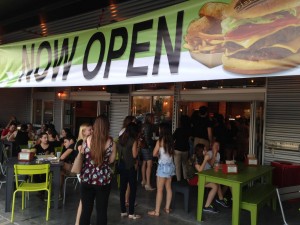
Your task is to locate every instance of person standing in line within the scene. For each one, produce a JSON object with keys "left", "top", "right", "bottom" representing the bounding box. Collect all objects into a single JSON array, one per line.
[
  {"left": 74, "top": 123, "right": 93, "bottom": 225},
  {"left": 118, "top": 115, "right": 137, "bottom": 207},
  {"left": 141, "top": 113, "right": 156, "bottom": 191},
  {"left": 192, "top": 106, "right": 213, "bottom": 150},
  {"left": 118, "top": 122, "right": 140, "bottom": 219},
  {"left": 148, "top": 123, "right": 175, "bottom": 216},
  {"left": 173, "top": 115, "right": 191, "bottom": 181},
  {"left": 79, "top": 115, "right": 116, "bottom": 225}
]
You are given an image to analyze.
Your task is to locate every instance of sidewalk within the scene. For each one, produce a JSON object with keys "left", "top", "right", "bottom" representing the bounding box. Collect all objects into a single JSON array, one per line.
[{"left": 0, "top": 179, "right": 299, "bottom": 225}]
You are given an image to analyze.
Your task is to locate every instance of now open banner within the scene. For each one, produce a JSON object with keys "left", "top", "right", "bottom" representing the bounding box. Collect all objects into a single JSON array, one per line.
[{"left": 0, "top": 0, "right": 299, "bottom": 87}]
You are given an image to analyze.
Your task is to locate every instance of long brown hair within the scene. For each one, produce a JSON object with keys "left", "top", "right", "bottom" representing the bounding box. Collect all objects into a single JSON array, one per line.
[
  {"left": 158, "top": 123, "right": 174, "bottom": 156},
  {"left": 90, "top": 115, "right": 110, "bottom": 166}
]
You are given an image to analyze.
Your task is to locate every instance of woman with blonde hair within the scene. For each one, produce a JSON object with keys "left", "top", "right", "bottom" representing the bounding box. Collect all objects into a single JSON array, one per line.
[
  {"left": 75, "top": 123, "right": 92, "bottom": 225},
  {"left": 79, "top": 115, "right": 116, "bottom": 225}
]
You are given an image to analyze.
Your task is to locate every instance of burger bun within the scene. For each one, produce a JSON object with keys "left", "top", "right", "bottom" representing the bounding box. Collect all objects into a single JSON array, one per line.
[
  {"left": 225, "top": 0, "right": 300, "bottom": 19},
  {"left": 222, "top": 52, "right": 300, "bottom": 74}
]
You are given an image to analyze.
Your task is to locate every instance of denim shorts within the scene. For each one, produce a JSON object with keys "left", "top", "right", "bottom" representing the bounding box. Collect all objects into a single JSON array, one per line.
[{"left": 157, "top": 163, "right": 175, "bottom": 178}]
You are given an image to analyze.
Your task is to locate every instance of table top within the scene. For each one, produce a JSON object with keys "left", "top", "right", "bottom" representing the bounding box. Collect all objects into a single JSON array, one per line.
[
  {"left": 7, "top": 157, "right": 63, "bottom": 168},
  {"left": 198, "top": 165, "right": 273, "bottom": 184}
]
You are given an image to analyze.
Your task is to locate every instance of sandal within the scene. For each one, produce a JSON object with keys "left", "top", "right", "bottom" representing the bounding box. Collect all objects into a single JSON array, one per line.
[
  {"left": 148, "top": 210, "right": 159, "bottom": 217},
  {"left": 164, "top": 208, "right": 172, "bottom": 214}
]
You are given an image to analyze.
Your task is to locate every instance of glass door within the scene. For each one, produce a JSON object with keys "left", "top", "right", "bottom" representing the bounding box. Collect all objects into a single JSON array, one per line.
[
  {"left": 33, "top": 100, "right": 53, "bottom": 125},
  {"left": 63, "top": 101, "right": 76, "bottom": 134}
]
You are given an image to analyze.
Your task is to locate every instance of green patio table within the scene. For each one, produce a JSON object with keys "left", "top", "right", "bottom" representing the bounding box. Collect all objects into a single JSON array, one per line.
[{"left": 197, "top": 165, "right": 273, "bottom": 225}]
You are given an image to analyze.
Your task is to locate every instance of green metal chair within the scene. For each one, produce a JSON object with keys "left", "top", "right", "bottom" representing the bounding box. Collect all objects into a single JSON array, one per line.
[{"left": 11, "top": 164, "right": 52, "bottom": 222}]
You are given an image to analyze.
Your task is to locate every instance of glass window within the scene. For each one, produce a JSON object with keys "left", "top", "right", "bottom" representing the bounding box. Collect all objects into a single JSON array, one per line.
[
  {"left": 32, "top": 100, "right": 53, "bottom": 125},
  {"left": 43, "top": 101, "right": 54, "bottom": 124},
  {"left": 133, "top": 83, "right": 174, "bottom": 91},
  {"left": 33, "top": 100, "right": 42, "bottom": 125},
  {"left": 132, "top": 96, "right": 151, "bottom": 117},
  {"left": 132, "top": 96, "right": 173, "bottom": 124},
  {"left": 70, "top": 86, "right": 107, "bottom": 92},
  {"left": 182, "top": 78, "right": 266, "bottom": 90}
]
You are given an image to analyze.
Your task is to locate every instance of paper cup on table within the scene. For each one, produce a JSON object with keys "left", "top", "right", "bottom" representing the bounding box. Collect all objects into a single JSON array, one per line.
[{"left": 56, "top": 152, "right": 61, "bottom": 158}]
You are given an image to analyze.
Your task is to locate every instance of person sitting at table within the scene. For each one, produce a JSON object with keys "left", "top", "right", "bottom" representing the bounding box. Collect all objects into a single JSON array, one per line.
[
  {"left": 60, "top": 134, "right": 77, "bottom": 173},
  {"left": 207, "top": 141, "right": 230, "bottom": 208},
  {"left": 34, "top": 132, "right": 55, "bottom": 155},
  {"left": 27, "top": 123, "right": 36, "bottom": 141},
  {"left": 59, "top": 128, "right": 72, "bottom": 146},
  {"left": 33, "top": 132, "right": 55, "bottom": 199},
  {"left": 8, "top": 124, "right": 29, "bottom": 156},
  {"left": 60, "top": 135, "right": 77, "bottom": 198},
  {"left": 36, "top": 124, "right": 48, "bottom": 136},
  {"left": 1, "top": 123, "right": 17, "bottom": 157},
  {"left": 1, "top": 123, "right": 17, "bottom": 141},
  {"left": 47, "top": 128, "right": 61, "bottom": 148},
  {"left": 187, "top": 143, "right": 219, "bottom": 213}
]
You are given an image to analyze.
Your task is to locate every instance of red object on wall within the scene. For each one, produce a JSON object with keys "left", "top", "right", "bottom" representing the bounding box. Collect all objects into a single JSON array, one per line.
[{"left": 271, "top": 161, "right": 300, "bottom": 188}]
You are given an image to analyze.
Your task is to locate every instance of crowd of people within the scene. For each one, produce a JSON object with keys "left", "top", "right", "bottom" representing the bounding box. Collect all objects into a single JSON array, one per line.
[{"left": 0, "top": 107, "right": 250, "bottom": 224}]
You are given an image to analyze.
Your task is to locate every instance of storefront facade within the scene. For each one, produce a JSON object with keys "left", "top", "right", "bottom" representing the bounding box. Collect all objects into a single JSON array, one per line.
[{"left": 0, "top": 0, "right": 300, "bottom": 165}]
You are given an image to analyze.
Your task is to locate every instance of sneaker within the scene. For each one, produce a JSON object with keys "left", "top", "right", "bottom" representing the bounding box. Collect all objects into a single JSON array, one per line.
[
  {"left": 215, "top": 199, "right": 229, "bottom": 208},
  {"left": 128, "top": 214, "right": 141, "bottom": 219},
  {"left": 203, "top": 205, "right": 220, "bottom": 214},
  {"left": 121, "top": 212, "right": 128, "bottom": 217}
]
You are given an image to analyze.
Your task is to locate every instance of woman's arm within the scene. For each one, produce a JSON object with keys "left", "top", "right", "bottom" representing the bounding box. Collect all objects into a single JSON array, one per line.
[
  {"left": 131, "top": 141, "right": 138, "bottom": 159},
  {"left": 152, "top": 140, "right": 160, "bottom": 157},
  {"left": 60, "top": 148, "right": 73, "bottom": 160},
  {"left": 7, "top": 131, "right": 17, "bottom": 141},
  {"left": 109, "top": 140, "right": 116, "bottom": 164},
  {"left": 195, "top": 154, "right": 210, "bottom": 172}
]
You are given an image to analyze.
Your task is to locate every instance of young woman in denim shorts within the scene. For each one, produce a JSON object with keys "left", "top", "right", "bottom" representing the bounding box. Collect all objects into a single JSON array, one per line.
[{"left": 148, "top": 123, "right": 175, "bottom": 216}]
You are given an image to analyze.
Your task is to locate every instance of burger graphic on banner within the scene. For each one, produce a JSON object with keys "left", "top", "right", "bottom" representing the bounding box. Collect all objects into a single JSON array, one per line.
[
  {"left": 185, "top": 0, "right": 300, "bottom": 74},
  {"left": 184, "top": 2, "right": 229, "bottom": 68}
]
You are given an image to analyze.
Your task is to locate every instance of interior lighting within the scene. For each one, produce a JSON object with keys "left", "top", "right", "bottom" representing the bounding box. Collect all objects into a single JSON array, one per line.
[
  {"left": 39, "top": 15, "right": 48, "bottom": 37},
  {"left": 109, "top": 0, "right": 118, "bottom": 19},
  {"left": 57, "top": 91, "right": 64, "bottom": 98}
]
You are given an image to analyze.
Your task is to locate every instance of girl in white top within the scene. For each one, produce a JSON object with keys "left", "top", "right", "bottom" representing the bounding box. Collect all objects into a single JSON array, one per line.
[{"left": 148, "top": 123, "right": 175, "bottom": 216}]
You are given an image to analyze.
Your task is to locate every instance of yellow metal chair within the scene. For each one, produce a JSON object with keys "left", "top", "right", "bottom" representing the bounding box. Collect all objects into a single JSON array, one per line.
[{"left": 11, "top": 164, "right": 52, "bottom": 222}]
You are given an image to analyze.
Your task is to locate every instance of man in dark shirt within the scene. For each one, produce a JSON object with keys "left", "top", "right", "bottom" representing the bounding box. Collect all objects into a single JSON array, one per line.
[{"left": 192, "top": 106, "right": 213, "bottom": 150}]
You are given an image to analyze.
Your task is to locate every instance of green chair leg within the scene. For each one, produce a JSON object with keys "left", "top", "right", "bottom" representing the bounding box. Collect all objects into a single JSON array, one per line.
[
  {"left": 22, "top": 191, "right": 25, "bottom": 210},
  {"left": 46, "top": 190, "right": 50, "bottom": 221},
  {"left": 11, "top": 191, "right": 17, "bottom": 222},
  {"left": 250, "top": 207, "right": 258, "bottom": 225}
]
